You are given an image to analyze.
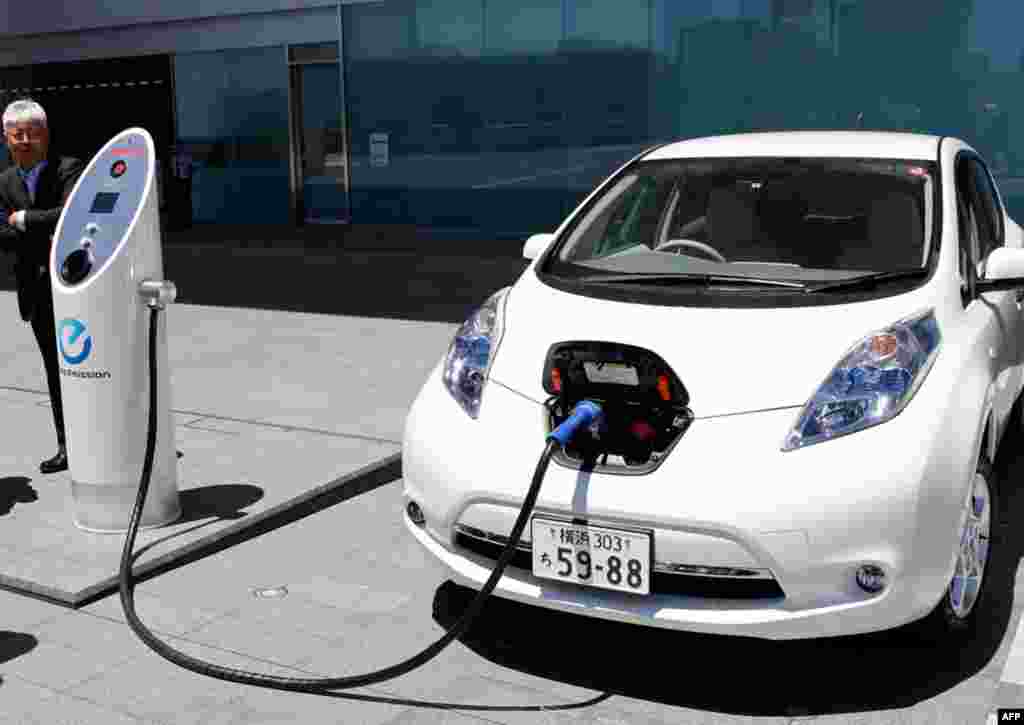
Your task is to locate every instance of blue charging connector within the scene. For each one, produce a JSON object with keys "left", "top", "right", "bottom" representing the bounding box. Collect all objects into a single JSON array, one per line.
[{"left": 547, "top": 400, "right": 604, "bottom": 447}]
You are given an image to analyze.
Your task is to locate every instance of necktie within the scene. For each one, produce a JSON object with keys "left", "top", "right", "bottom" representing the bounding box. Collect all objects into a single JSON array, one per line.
[{"left": 18, "top": 170, "right": 32, "bottom": 205}]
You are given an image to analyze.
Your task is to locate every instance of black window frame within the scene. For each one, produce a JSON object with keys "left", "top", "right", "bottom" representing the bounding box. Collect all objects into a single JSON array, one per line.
[
  {"left": 954, "top": 157, "right": 978, "bottom": 302},
  {"left": 969, "top": 156, "right": 1005, "bottom": 252},
  {"left": 955, "top": 150, "right": 1006, "bottom": 302}
]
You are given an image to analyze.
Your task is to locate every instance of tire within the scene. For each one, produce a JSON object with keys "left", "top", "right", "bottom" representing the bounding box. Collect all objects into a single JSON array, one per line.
[
  {"left": 910, "top": 452, "right": 997, "bottom": 642},
  {"left": 1010, "top": 393, "right": 1024, "bottom": 437}
]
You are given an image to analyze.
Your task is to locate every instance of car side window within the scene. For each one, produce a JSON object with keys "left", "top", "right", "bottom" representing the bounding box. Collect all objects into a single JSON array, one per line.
[
  {"left": 955, "top": 160, "right": 981, "bottom": 293},
  {"left": 968, "top": 158, "right": 1004, "bottom": 264},
  {"left": 595, "top": 177, "right": 665, "bottom": 256}
]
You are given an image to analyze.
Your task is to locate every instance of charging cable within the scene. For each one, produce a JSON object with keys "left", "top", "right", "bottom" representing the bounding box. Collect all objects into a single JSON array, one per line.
[{"left": 119, "top": 294, "right": 603, "bottom": 694}]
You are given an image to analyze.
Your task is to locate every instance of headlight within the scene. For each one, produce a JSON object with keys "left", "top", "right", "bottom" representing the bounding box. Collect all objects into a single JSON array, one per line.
[
  {"left": 782, "top": 308, "right": 941, "bottom": 451},
  {"left": 442, "top": 288, "right": 509, "bottom": 418}
]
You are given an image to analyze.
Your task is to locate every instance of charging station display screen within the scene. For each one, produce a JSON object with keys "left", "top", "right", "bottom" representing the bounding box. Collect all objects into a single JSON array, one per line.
[{"left": 89, "top": 192, "right": 120, "bottom": 214}]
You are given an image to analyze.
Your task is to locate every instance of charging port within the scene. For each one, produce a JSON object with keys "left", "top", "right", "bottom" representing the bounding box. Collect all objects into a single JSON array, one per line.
[{"left": 542, "top": 341, "right": 693, "bottom": 475}]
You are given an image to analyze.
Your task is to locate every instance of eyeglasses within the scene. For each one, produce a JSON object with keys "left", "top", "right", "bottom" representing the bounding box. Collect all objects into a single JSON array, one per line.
[{"left": 5, "top": 127, "right": 45, "bottom": 143}]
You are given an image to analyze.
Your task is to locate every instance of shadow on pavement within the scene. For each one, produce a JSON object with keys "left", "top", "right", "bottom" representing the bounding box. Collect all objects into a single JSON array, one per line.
[
  {"left": 432, "top": 412, "right": 1024, "bottom": 717},
  {"left": 0, "top": 477, "right": 37, "bottom": 516},
  {"left": 176, "top": 483, "right": 264, "bottom": 525},
  {"left": 0, "top": 631, "right": 37, "bottom": 668},
  {"left": 121, "top": 484, "right": 266, "bottom": 564}
]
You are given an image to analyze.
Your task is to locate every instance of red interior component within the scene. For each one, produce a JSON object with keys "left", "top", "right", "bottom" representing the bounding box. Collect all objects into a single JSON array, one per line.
[{"left": 629, "top": 420, "right": 657, "bottom": 442}]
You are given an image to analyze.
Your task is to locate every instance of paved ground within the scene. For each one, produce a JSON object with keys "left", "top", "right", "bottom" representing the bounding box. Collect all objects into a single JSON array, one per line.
[{"left": 0, "top": 270, "right": 1020, "bottom": 722}]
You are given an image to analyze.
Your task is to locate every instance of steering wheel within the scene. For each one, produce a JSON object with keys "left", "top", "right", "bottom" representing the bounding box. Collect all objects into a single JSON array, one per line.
[{"left": 655, "top": 238, "right": 728, "bottom": 263}]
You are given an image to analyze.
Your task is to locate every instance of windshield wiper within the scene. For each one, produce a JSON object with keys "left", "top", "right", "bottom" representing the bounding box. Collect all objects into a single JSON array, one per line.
[
  {"left": 808, "top": 268, "right": 929, "bottom": 294},
  {"left": 577, "top": 273, "right": 807, "bottom": 289}
]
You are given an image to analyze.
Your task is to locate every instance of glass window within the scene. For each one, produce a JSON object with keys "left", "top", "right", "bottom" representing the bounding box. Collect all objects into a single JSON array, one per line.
[
  {"left": 333, "top": 0, "right": 1024, "bottom": 244},
  {"left": 484, "top": 0, "right": 561, "bottom": 55},
  {"left": 565, "top": 174, "right": 670, "bottom": 260},
  {"left": 554, "top": 157, "right": 936, "bottom": 277},
  {"left": 174, "top": 52, "right": 230, "bottom": 140},
  {"left": 568, "top": 0, "right": 650, "bottom": 50},
  {"left": 741, "top": 0, "right": 771, "bottom": 21},
  {"left": 956, "top": 157, "right": 1003, "bottom": 279},
  {"left": 416, "top": 0, "right": 483, "bottom": 56},
  {"left": 173, "top": 46, "right": 290, "bottom": 224},
  {"left": 955, "top": 164, "right": 981, "bottom": 285},
  {"left": 347, "top": 1, "right": 415, "bottom": 59},
  {"left": 968, "top": 158, "right": 1004, "bottom": 250},
  {"left": 774, "top": 0, "right": 815, "bottom": 18}
]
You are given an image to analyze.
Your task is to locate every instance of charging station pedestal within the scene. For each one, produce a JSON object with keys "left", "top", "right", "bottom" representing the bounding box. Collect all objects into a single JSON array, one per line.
[{"left": 50, "top": 128, "right": 181, "bottom": 533}]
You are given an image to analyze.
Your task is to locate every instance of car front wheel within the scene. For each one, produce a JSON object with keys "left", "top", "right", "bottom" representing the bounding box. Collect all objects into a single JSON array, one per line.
[{"left": 912, "top": 452, "right": 996, "bottom": 640}]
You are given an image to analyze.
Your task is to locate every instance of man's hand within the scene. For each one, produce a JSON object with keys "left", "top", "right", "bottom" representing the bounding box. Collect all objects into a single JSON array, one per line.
[{"left": 7, "top": 210, "right": 25, "bottom": 231}]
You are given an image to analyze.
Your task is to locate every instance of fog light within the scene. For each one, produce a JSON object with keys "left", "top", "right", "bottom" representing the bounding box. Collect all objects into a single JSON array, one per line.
[
  {"left": 406, "top": 500, "right": 426, "bottom": 526},
  {"left": 855, "top": 564, "right": 886, "bottom": 593}
]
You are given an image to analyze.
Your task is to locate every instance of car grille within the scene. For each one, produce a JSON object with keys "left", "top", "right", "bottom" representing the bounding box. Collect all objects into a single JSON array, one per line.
[{"left": 453, "top": 526, "right": 785, "bottom": 599}]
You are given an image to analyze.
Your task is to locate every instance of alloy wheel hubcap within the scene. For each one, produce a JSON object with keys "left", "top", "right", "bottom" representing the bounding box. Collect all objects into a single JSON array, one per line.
[{"left": 949, "top": 470, "right": 991, "bottom": 619}]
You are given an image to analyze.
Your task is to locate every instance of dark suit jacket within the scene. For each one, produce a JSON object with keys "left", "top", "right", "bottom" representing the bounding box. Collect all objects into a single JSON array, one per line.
[{"left": 0, "top": 154, "right": 85, "bottom": 322}]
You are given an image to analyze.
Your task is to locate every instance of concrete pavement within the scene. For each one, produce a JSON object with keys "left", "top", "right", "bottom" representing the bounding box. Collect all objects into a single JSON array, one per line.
[{"left": 0, "top": 285, "right": 1019, "bottom": 723}]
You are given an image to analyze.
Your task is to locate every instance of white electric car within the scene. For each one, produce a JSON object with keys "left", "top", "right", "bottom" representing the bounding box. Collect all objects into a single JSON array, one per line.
[{"left": 402, "top": 131, "right": 1024, "bottom": 640}]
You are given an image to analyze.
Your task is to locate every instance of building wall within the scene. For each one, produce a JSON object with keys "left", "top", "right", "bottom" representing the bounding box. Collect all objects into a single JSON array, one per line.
[
  {"left": 0, "top": 7, "right": 340, "bottom": 66},
  {"left": 4, "top": 0, "right": 1024, "bottom": 235}
]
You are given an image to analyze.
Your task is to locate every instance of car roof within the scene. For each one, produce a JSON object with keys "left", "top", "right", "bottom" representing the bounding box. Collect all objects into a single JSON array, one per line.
[{"left": 644, "top": 131, "right": 943, "bottom": 162}]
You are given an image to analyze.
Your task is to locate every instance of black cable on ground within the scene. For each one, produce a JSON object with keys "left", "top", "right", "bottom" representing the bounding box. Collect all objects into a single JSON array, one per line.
[{"left": 119, "top": 305, "right": 562, "bottom": 695}]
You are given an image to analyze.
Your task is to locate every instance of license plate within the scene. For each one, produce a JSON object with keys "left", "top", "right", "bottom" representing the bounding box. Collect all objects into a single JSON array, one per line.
[{"left": 531, "top": 518, "right": 652, "bottom": 595}]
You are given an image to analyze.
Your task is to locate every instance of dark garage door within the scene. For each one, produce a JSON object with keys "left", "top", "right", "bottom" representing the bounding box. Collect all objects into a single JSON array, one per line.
[{"left": 0, "top": 54, "right": 174, "bottom": 170}]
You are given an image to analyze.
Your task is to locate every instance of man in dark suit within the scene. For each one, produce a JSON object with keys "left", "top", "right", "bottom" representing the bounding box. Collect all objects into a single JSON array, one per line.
[{"left": 0, "top": 99, "right": 84, "bottom": 473}]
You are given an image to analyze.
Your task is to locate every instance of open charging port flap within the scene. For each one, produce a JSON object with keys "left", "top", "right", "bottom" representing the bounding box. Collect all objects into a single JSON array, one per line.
[{"left": 542, "top": 341, "right": 693, "bottom": 475}]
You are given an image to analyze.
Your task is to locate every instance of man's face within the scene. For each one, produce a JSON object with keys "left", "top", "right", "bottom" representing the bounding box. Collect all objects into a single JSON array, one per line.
[{"left": 4, "top": 121, "right": 49, "bottom": 170}]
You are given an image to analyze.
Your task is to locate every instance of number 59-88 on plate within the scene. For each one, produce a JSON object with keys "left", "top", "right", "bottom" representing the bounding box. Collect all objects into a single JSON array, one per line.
[{"left": 530, "top": 517, "right": 652, "bottom": 595}]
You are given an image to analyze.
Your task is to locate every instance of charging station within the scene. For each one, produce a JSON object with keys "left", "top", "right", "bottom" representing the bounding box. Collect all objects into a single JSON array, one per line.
[{"left": 50, "top": 127, "right": 180, "bottom": 533}]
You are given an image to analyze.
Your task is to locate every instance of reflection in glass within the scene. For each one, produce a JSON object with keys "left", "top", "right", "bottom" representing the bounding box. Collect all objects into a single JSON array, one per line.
[
  {"left": 568, "top": 0, "right": 650, "bottom": 49},
  {"left": 346, "top": 0, "right": 415, "bottom": 59},
  {"left": 417, "top": 0, "right": 484, "bottom": 56},
  {"left": 173, "top": 46, "right": 290, "bottom": 224},
  {"left": 296, "top": 62, "right": 348, "bottom": 223},
  {"left": 336, "top": 0, "right": 1024, "bottom": 235},
  {"left": 484, "top": 0, "right": 561, "bottom": 55}
]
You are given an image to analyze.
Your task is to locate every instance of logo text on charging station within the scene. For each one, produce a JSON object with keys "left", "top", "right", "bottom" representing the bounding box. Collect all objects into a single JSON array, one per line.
[{"left": 58, "top": 318, "right": 110, "bottom": 379}]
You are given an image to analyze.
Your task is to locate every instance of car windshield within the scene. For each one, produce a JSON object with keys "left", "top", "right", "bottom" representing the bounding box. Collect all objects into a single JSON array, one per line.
[{"left": 548, "top": 157, "right": 937, "bottom": 285}]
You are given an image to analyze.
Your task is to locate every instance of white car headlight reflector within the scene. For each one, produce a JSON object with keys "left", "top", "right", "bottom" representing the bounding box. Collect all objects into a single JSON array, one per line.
[
  {"left": 782, "top": 309, "right": 941, "bottom": 451},
  {"left": 443, "top": 288, "right": 509, "bottom": 418}
]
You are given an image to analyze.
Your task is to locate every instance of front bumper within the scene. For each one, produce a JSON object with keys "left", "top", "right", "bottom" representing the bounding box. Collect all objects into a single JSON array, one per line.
[{"left": 402, "top": 365, "right": 968, "bottom": 640}]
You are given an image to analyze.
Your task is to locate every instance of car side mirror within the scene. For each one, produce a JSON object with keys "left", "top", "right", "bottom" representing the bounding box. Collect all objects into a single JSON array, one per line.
[
  {"left": 977, "top": 247, "right": 1024, "bottom": 293},
  {"left": 523, "top": 233, "right": 555, "bottom": 260}
]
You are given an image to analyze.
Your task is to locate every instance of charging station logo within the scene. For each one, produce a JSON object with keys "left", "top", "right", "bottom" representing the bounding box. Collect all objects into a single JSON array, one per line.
[{"left": 58, "top": 319, "right": 93, "bottom": 365}]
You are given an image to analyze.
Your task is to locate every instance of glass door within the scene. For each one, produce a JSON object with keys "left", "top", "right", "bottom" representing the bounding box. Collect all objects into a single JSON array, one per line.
[{"left": 289, "top": 43, "right": 350, "bottom": 224}]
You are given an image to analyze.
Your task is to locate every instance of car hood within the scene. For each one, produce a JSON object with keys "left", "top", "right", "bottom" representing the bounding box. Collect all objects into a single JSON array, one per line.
[{"left": 487, "top": 272, "right": 937, "bottom": 418}]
